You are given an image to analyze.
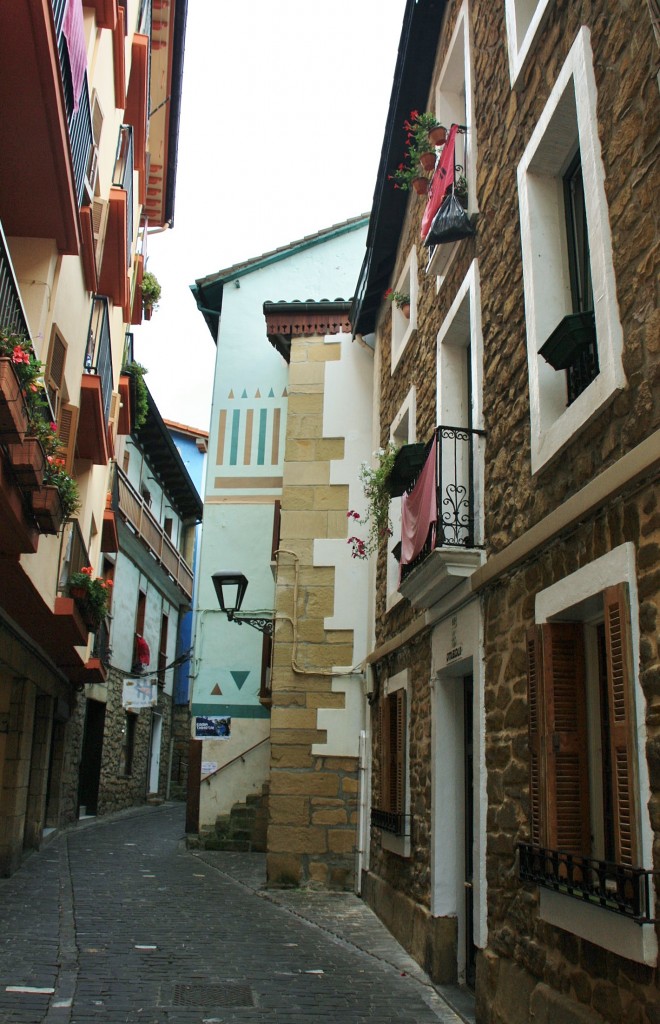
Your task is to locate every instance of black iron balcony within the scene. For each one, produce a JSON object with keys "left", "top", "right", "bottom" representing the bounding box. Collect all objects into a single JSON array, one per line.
[
  {"left": 371, "top": 808, "right": 410, "bottom": 837},
  {"left": 518, "top": 842, "right": 657, "bottom": 924},
  {"left": 400, "top": 424, "right": 483, "bottom": 566},
  {"left": 51, "top": 0, "right": 94, "bottom": 208},
  {"left": 113, "top": 125, "right": 134, "bottom": 266},
  {"left": 79, "top": 296, "right": 113, "bottom": 463},
  {"left": 0, "top": 223, "right": 31, "bottom": 337}
]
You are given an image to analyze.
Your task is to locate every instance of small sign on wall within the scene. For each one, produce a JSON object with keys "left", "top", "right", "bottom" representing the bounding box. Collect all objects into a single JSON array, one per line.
[
  {"left": 195, "top": 715, "right": 231, "bottom": 739},
  {"left": 122, "top": 679, "right": 157, "bottom": 710},
  {"left": 201, "top": 761, "right": 218, "bottom": 777}
]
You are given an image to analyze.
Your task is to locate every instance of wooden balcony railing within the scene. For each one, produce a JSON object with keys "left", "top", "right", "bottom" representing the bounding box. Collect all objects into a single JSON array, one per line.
[{"left": 116, "top": 468, "right": 193, "bottom": 600}]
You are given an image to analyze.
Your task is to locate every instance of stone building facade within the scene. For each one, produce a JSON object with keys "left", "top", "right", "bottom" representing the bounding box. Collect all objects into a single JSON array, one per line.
[{"left": 351, "top": 0, "right": 659, "bottom": 1019}]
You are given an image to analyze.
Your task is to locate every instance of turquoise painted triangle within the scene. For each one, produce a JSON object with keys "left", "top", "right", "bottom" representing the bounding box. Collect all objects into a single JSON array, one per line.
[
  {"left": 230, "top": 671, "right": 250, "bottom": 690},
  {"left": 268, "top": 387, "right": 275, "bottom": 398},
  {"left": 241, "top": 389, "right": 248, "bottom": 399}
]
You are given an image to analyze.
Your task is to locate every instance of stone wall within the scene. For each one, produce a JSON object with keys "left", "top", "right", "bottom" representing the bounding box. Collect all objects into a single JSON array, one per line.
[
  {"left": 96, "top": 671, "right": 173, "bottom": 816},
  {"left": 479, "top": 484, "right": 660, "bottom": 1023},
  {"left": 266, "top": 332, "right": 360, "bottom": 890},
  {"left": 169, "top": 704, "right": 191, "bottom": 801}
]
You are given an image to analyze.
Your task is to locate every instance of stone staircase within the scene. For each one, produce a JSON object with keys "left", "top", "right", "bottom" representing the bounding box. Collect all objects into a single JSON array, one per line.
[{"left": 203, "top": 785, "right": 268, "bottom": 852}]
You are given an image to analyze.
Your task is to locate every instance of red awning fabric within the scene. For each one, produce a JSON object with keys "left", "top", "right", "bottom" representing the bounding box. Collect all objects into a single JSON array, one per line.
[
  {"left": 400, "top": 436, "right": 438, "bottom": 567},
  {"left": 62, "top": 0, "right": 87, "bottom": 113},
  {"left": 420, "top": 124, "right": 458, "bottom": 241}
]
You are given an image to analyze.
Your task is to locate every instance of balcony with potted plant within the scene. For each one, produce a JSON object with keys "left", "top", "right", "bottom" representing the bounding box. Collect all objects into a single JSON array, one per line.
[{"left": 78, "top": 295, "right": 113, "bottom": 464}]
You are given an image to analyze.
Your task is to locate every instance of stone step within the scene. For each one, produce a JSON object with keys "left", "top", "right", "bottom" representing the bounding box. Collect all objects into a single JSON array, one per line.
[
  {"left": 204, "top": 837, "right": 251, "bottom": 852},
  {"left": 229, "top": 804, "right": 256, "bottom": 824}
]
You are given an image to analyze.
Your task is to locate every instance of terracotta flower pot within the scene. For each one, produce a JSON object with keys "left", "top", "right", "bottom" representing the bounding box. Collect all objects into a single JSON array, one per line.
[
  {"left": 428, "top": 125, "right": 447, "bottom": 146},
  {"left": 144, "top": 304, "right": 153, "bottom": 321},
  {"left": 0, "top": 357, "right": 29, "bottom": 441},
  {"left": 30, "top": 485, "right": 64, "bottom": 535},
  {"left": 411, "top": 177, "right": 429, "bottom": 196},
  {"left": 419, "top": 151, "right": 436, "bottom": 172},
  {"left": 400, "top": 303, "right": 411, "bottom": 320},
  {"left": 6, "top": 436, "right": 46, "bottom": 490}
]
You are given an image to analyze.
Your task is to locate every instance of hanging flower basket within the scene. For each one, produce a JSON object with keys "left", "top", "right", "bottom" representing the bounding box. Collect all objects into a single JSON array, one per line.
[
  {"left": 419, "top": 151, "right": 436, "bottom": 172},
  {"left": 400, "top": 303, "right": 411, "bottom": 320},
  {"left": 411, "top": 176, "right": 430, "bottom": 196},
  {"left": 387, "top": 442, "right": 430, "bottom": 498},
  {"left": 0, "top": 357, "right": 29, "bottom": 441},
  {"left": 428, "top": 125, "right": 447, "bottom": 146},
  {"left": 6, "top": 436, "right": 46, "bottom": 490},
  {"left": 539, "top": 311, "right": 596, "bottom": 370},
  {"left": 30, "top": 484, "right": 64, "bottom": 535}
]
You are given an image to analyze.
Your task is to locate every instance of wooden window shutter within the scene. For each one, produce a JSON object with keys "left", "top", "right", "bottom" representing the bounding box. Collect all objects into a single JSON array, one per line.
[
  {"left": 46, "top": 330, "right": 67, "bottom": 418},
  {"left": 542, "top": 622, "right": 590, "bottom": 855},
  {"left": 379, "top": 694, "right": 391, "bottom": 813},
  {"left": 526, "top": 627, "right": 545, "bottom": 847},
  {"left": 58, "top": 403, "right": 79, "bottom": 474},
  {"left": 92, "top": 198, "right": 109, "bottom": 269},
  {"left": 603, "top": 584, "right": 638, "bottom": 866},
  {"left": 393, "top": 688, "right": 407, "bottom": 817}
]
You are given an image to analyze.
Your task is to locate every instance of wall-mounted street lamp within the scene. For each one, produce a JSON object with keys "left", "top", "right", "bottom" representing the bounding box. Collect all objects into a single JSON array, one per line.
[{"left": 211, "top": 571, "right": 274, "bottom": 636}]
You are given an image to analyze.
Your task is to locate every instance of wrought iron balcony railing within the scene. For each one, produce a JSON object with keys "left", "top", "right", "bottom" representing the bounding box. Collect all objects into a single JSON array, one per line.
[
  {"left": 51, "top": 0, "right": 94, "bottom": 207},
  {"left": 371, "top": 808, "right": 410, "bottom": 837},
  {"left": 518, "top": 842, "right": 657, "bottom": 924},
  {"left": 85, "top": 296, "right": 114, "bottom": 428},
  {"left": 0, "top": 223, "right": 32, "bottom": 337},
  {"left": 400, "top": 424, "right": 484, "bottom": 583},
  {"left": 92, "top": 615, "right": 112, "bottom": 668},
  {"left": 113, "top": 125, "right": 135, "bottom": 266},
  {"left": 116, "top": 467, "right": 194, "bottom": 600}
]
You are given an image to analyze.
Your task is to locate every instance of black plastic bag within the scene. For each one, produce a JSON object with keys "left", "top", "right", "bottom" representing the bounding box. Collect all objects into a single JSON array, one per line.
[{"left": 424, "top": 192, "right": 475, "bottom": 246}]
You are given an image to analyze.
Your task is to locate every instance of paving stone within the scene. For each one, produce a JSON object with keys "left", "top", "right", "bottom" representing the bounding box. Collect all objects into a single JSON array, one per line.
[{"left": 0, "top": 804, "right": 468, "bottom": 1024}]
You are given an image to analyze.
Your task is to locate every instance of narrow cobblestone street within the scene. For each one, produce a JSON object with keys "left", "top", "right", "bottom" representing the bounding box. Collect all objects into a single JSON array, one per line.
[{"left": 0, "top": 805, "right": 471, "bottom": 1024}]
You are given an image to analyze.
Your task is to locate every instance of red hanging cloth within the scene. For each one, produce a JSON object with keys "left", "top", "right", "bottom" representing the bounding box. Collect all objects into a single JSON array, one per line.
[
  {"left": 62, "top": 0, "right": 87, "bottom": 113},
  {"left": 135, "top": 635, "right": 150, "bottom": 666},
  {"left": 420, "top": 124, "right": 459, "bottom": 241},
  {"left": 400, "top": 436, "right": 438, "bottom": 568}
]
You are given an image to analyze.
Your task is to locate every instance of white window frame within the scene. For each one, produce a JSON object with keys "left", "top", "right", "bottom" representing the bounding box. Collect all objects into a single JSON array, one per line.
[
  {"left": 518, "top": 27, "right": 625, "bottom": 474},
  {"left": 386, "top": 388, "right": 417, "bottom": 612},
  {"left": 391, "top": 246, "right": 418, "bottom": 374},
  {"left": 504, "top": 0, "right": 555, "bottom": 89},
  {"left": 436, "top": 260, "right": 485, "bottom": 547},
  {"left": 381, "top": 669, "right": 410, "bottom": 858},
  {"left": 427, "top": 0, "right": 478, "bottom": 280},
  {"left": 534, "top": 543, "right": 656, "bottom": 966}
]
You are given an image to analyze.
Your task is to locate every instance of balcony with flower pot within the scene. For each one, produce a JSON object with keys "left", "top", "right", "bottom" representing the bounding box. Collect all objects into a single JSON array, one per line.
[
  {"left": 397, "top": 424, "right": 485, "bottom": 610},
  {"left": 98, "top": 125, "right": 134, "bottom": 317},
  {"left": 78, "top": 296, "right": 113, "bottom": 464}
]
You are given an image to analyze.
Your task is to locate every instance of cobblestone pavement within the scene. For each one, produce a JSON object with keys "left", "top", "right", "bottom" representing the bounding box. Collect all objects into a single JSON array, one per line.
[{"left": 0, "top": 804, "right": 470, "bottom": 1024}]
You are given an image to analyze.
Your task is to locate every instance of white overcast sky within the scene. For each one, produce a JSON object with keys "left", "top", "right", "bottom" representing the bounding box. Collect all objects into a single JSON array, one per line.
[{"left": 133, "top": 0, "right": 407, "bottom": 431}]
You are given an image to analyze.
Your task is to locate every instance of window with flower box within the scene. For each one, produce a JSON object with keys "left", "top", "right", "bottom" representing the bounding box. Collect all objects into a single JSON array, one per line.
[{"left": 517, "top": 28, "right": 625, "bottom": 473}]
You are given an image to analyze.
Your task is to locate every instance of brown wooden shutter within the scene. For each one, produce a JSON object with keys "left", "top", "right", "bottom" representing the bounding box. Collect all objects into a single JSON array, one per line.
[
  {"left": 394, "top": 688, "right": 407, "bottom": 818},
  {"left": 46, "top": 330, "right": 67, "bottom": 418},
  {"left": 526, "top": 627, "right": 545, "bottom": 847},
  {"left": 542, "top": 622, "right": 590, "bottom": 855},
  {"left": 58, "top": 403, "right": 79, "bottom": 474},
  {"left": 92, "top": 198, "right": 109, "bottom": 269},
  {"left": 379, "top": 694, "right": 391, "bottom": 813},
  {"left": 603, "top": 584, "right": 638, "bottom": 866}
]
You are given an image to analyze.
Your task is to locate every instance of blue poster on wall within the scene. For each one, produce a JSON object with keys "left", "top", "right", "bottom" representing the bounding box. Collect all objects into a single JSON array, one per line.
[{"left": 195, "top": 716, "right": 231, "bottom": 739}]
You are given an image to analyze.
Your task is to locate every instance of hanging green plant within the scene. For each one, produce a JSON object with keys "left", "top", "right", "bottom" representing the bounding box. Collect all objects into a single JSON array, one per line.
[
  {"left": 122, "top": 361, "right": 149, "bottom": 430},
  {"left": 141, "top": 271, "right": 162, "bottom": 312},
  {"left": 346, "top": 442, "right": 399, "bottom": 559}
]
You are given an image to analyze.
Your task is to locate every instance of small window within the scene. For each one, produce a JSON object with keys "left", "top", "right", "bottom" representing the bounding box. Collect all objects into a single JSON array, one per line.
[
  {"left": 163, "top": 517, "right": 173, "bottom": 538},
  {"left": 372, "top": 671, "right": 410, "bottom": 857},
  {"left": 157, "top": 612, "right": 169, "bottom": 687},
  {"left": 386, "top": 390, "right": 416, "bottom": 609},
  {"left": 390, "top": 247, "right": 418, "bottom": 373},
  {"left": 119, "top": 712, "right": 137, "bottom": 776}
]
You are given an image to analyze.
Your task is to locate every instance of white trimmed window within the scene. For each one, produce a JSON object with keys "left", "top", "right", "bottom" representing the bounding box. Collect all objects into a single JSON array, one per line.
[
  {"left": 390, "top": 246, "right": 418, "bottom": 373},
  {"left": 386, "top": 388, "right": 417, "bottom": 610},
  {"left": 427, "top": 0, "right": 477, "bottom": 279},
  {"left": 505, "top": 0, "right": 555, "bottom": 89},
  {"left": 524, "top": 544, "right": 656, "bottom": 966},
  {"left": 517, "top": 27, "right": 625, "bottom": 474}
]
